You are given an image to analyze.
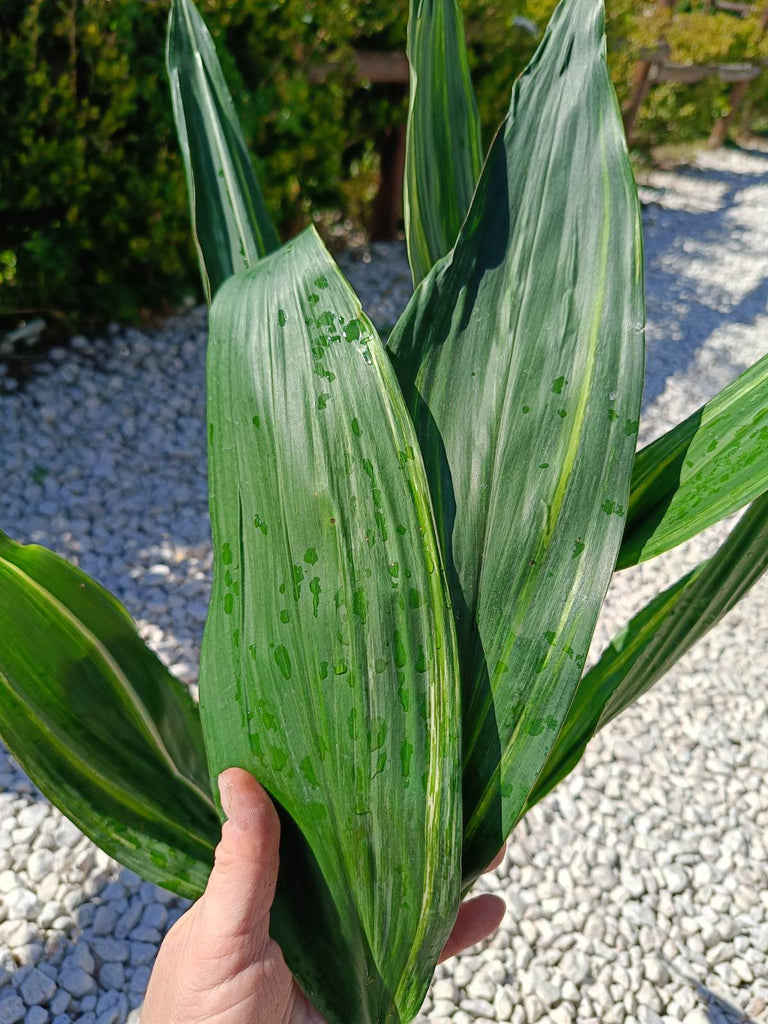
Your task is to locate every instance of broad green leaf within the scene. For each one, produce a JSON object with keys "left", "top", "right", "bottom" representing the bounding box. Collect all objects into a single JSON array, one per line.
[
  {"left": 202, "top": 226, "right": 462, "bottom": 1024},
  {"left": 388, "top": 0, "right": 645, "bottom": 883},
  {"left": 404, "top": 0, "right": 483, "bottom": 286},
  {"left": 617, "top": 351, "right": 768, "bottom": 569},
  {"left": 529, "top": 491, "right": 768, "bottom": 807},
  {"left": 0, "top": 532, "right": 219, "bottom": 899},
  {"left": 166, "top": 0, "right": 279, "bottom": 303}
]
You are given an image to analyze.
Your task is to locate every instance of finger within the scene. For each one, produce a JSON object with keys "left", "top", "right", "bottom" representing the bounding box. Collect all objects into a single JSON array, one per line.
[
  {"left": 439, "top": 894, "right": 505, "bottom": 963},
  {"left": 199, "top": 766, "right": 281, "bottom": 948},
  {"left": 483, "top": 843, "right": 507, "bottom": 874}
]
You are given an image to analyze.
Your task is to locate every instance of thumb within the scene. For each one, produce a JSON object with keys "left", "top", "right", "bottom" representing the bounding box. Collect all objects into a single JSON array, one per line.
[{"left": 199, "top": 766, "right": 281, "bottom": 951}]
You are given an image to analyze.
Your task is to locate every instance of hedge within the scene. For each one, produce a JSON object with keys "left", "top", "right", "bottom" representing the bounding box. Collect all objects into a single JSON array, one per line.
[{"left": 1, "top": 0, "right": 766, "bottom": 333}]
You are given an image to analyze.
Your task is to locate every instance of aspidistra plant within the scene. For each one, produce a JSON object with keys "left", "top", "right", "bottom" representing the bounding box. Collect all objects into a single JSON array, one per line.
[{"left": 0, "top": 0, "right": 766, "bottom": 1021}]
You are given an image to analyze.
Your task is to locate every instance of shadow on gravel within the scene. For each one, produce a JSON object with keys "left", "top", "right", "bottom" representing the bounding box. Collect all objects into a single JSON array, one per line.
[
  {"left": 641, "top": 148, "right": 768, "bottom": 412},
  {"left": 0, "top": 744, "right": 179, "bottom": 1019},
  {"left": 0, "top": 859, "right": 176, "bottom": 1022},
  {"left": 0, "top": 742, "right": 51, "bottom": 807},
  {"left": 699, "top": 985, "right": 757, "bottom": 1024}
]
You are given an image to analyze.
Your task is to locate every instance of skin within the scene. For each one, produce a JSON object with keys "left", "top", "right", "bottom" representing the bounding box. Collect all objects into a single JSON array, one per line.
[{"left": 143, "top": 767, "right": 506, "bottom": 1024}]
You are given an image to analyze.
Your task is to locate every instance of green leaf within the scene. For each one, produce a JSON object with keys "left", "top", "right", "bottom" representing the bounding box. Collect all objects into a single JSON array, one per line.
[
  {"left": 404, "top": 0, "right": 483, "bottom": 286},
  {"left": 618, "top": 351, "right": 768, "bottom": 569},
  {"left": 529, "top": 491, "right": 768, "bottom": 808},
  {"left": 166, "top": 0, "right": 279, "bottom": 303},
  {"left": 202, "top": 227, "right": 462, "bottom": 1024},
  {"left": 0, "top": 532, "right": 219, "bottom": 899},
  {"left": 388, "top": 0, "right": 645, "bottom": 883}
]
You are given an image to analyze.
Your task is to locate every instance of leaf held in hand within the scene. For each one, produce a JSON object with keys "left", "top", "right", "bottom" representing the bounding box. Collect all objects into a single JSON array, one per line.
[{"left": 202, "top": 227, "right": 462, "bottom": 1024}]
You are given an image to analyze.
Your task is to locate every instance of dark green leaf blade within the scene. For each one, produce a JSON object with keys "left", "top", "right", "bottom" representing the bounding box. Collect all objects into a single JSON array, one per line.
[
  {"left": 618, "top": 351, "right": 768, "bottom": 569},
  {"left": 404, "top": 0, "right": 483, "bottom": 286},
  {"left": 0, "top": 532, "right": 219, "bottom": 899},
  {"left": 389, "top": 0, "right": 645, "bottom": 883},
  {"left": 529, "top": 491, "right": 768, "bottom": 808},
  {"left": 166, "top": 0, "right": 279, "bottom": 303},
  {"left": 202, "top": 227, "right": 462, "bottom": 1024}
]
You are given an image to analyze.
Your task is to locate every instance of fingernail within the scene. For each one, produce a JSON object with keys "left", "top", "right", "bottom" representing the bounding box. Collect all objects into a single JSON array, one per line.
[{"left": 218, "top": 772, "right": 236, "bottom": 822}]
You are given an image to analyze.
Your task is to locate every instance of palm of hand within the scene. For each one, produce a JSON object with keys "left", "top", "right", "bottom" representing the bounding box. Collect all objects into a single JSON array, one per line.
[
  {"left": 144, "top": 898, "right": 321, "bottom": 1024},
  {"left": 142, "top": 769, "right": 504, "bottom": 1024}
]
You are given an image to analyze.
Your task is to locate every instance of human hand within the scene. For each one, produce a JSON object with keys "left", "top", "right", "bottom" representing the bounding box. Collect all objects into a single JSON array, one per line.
[{"left": 143, "top": 767, "right": 506, "bottom": 1024}]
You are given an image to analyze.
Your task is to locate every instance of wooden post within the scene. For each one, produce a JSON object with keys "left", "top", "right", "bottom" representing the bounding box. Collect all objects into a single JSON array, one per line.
[
  {"left": 708, "top": 3, "right": 768, "bottom": 147},
  {"left": 708, "top": 79, "right": 750, "bottom": 147},
  {"left": 622, "top": 58, "right": 655, "bottom": 144},
  {"left": 369, "top": 123, "right": 407, "bottom": 241},
  {"left": 308, "top": 50, "right": 409, "bottom": 86},
  {"left": 621, "top": 0, "right": 675, "bottom": 144},
  {"left": 308, "top": 51, "right": 409, "bottom": 240}
]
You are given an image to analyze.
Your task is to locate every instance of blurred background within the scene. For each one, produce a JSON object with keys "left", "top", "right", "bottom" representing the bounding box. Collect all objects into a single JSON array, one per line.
[{"left": 1, "top": 0, "right": 767, "bottom": 345}]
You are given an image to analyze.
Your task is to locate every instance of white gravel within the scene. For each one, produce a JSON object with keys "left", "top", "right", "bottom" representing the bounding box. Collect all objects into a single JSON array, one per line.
[{"left": 1, "top": 142, "right": 767, "bottom": 1024}]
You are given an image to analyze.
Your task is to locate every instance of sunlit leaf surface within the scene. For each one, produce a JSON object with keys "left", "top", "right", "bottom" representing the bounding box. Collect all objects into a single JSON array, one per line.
[
  {"left": 619, "top": 352, "right": 768, "bottom": 568},
  {"left": 202, "top": 227, "right": 462, "bottom": 1024},
  {"left": 389, "top": 0, "right": 645, "bottom": 883},
  {"left": 404, "top": 0, "right": 483, "bottom": 285},
  {"left": 0, "top": 532, "right": 218, "bottom": 899},
  {"left": 530, "top": 491, "right": 768, "bottom": 807},
  {"left": 167, "top": 0, "right": 279, "bottom": 302}
]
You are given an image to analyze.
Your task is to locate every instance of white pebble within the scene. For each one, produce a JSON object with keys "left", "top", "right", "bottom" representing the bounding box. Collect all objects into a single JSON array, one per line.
[
  {"left": 5, "top": 889, "right": 41, "bottom": 922},
  {"left": 23, "top": 1008, "right": 49, "bottom": 1024},
  {"left": 682, "top": 1010, "right": 710, "bottom": 1024},
  {"left": 58, "top": 968, "right": 94, "bottom": 998},
  {"left": 19, "top": 968, "right": 56, "bottom": 1007},
  {"left": 0, "top": 994, "right": 25, "bottom": 1024},
  {"left": 26, "top": 851, "right": 53, "bottom": 884}
]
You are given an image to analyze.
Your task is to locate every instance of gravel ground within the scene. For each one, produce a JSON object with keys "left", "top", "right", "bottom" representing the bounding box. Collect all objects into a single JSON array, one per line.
[{"left": 1, "top": 142, "right": 767, "bottom": 1024}]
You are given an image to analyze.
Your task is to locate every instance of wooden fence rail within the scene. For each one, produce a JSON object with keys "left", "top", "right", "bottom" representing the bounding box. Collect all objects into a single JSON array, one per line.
[
  {"left": 622, "top": 0, "right": 768, "bottom": 144},
  {"left": 313, "top": 7, "right": 767, "bottom": 238},
  {"left": 709, "top": 2, "right": 768, "bottom": 145}
]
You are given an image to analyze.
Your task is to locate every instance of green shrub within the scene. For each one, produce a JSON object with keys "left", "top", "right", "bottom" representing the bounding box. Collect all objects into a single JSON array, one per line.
[
  {"left": 0, "top": 0, "right": 385, "bottom": 332},
  {"left": 1, "top": 0, "right": 191, "bottom": 331},
  {"left": 0, "top": 0, "right": 570, "bottom": 334},
  {"left": 1, "top": 0, "right": 766, "bottom": 334},
  {"left": 618, "top": 3, "right": 768, "bottom": 148}
]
